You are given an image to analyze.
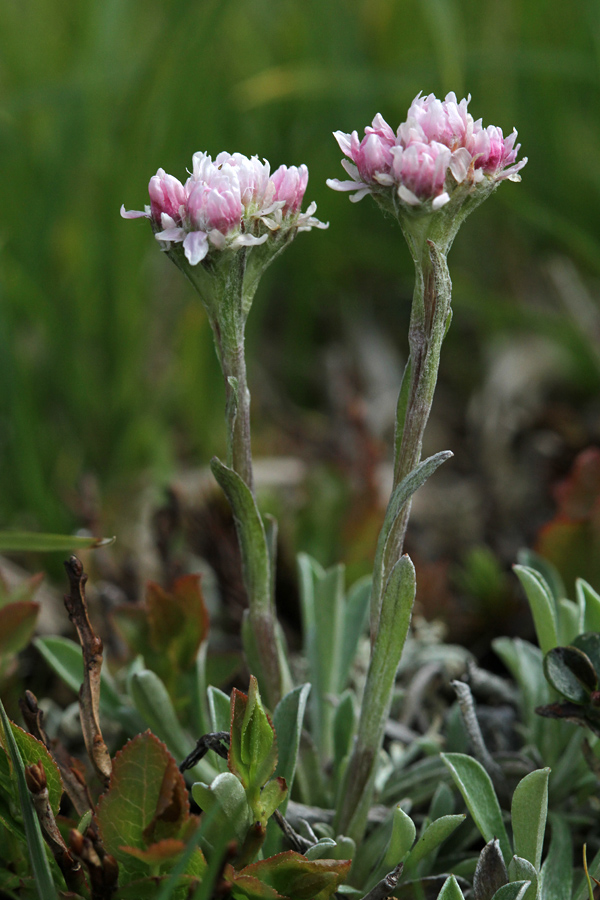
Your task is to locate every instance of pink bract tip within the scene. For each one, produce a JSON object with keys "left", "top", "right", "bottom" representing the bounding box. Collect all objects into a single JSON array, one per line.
[
  {"left": 122, "top": 152, "right": 327, "bottom": 263},
  {"left": 328, "top": 92, "right": 526, "bottom": 209}
]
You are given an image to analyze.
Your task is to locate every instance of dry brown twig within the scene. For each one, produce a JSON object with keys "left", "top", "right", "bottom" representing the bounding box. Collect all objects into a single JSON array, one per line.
[
  {"left": 25, "top": 761, "right": 88, "bottom": 894},
  {"left": 360, "top": 863, "right": 404, "bottom": 900},
  {"left": 20, "top": 689, "right": 94, "bottom": 816},
  {"left": 69, "top": 827, "right": 119, "bottom": 900},
  {"left": 63, "top": 555, "right": 112, "bottom": 787}
]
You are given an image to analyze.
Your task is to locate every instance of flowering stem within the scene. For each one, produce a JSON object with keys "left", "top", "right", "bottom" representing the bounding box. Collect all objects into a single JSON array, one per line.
[
  {"left": 337, "top": 236, "right": 451, "bottom": 843},
  {"left": 336, "top": 555, "right": 415, "bottom": 842},
  {"left": 381, "top": 237, "right": 452, "bottom": 620},
  {"left": 183, "top": 250, "right": 292, "bottom": 707},
  {"left": 213, "top": 317, "right": 254, "bottom": 493}
]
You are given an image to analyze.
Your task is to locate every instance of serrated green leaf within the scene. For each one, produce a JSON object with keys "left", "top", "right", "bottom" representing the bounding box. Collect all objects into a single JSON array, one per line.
[
  {"left": 260, "top": 777, "right": 287, "bottom": 820},
  {"left": 8, "top": 725, "right": 63, "bottom": 816},
  {"left": 511, "top": 768, "right": 549, "bottom": 871},
  {"left": 273, "top": 683, "right": 310, "bottom": 811},
  {"left": 441, "top": 753, "right": 511, "bottom": 864},
  {"left": 539, "top": 814, "right": 572, "bottom": 900},
  {"left": 241, "top": 679, "right": 277, "bottom": 788},
  {"left": 97, "top": 731, "right": 192, "bottom": 883},
  {"left": 0, "top": 699, "right": 58, "bottom": 899},
  {"left": 513, "top": 566, "right": 558, "bottom": 655},
  {"left": 436, "top": 875, "right": 466, "bottom": 900},
  {"left": 0, "top": 531, "right": 114, "bottom": 552},
  {"left": 233, "top": 851, "right": 351, "bottom": 900},
  {"left": 405, "top": 814, "right": 466, "bottom": 870}
]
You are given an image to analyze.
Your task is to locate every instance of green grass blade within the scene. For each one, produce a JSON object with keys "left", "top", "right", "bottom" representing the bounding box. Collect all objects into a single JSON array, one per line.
[
  {"left": 0, "top": 531, "right": 115, "bottom": 552},
  {"left": 0, "top": 698, "right": 59, "bottom": 900}
]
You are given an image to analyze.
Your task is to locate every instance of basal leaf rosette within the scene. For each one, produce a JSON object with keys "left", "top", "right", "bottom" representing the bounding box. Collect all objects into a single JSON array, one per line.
[
  {"left": 327, "top": 91, "right": 527, "bottom": 253},
  {"left": 122, "top": 151, "right": 327, "bottom": 316}
]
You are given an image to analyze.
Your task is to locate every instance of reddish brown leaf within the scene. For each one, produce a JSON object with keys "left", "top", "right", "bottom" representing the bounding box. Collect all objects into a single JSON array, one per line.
[
  {"left": 116, "top": 876, "right": 203, "bottom": 899},
  {"left": 235, "top": 851, "right": 351, "bottom": 900},
  {"left": 112, "top": 576, "right": 209, "bottom": 696},
  {"left": 0, "top": 602, "right": 40, "bottom": 657},
  {"left": 226, "top": 867, "right": 284, "bottom": 900},
  {"left": 535, "top": 448, "right": 600, "bottom": 590},
  {"left": 120, "top": 839, "right": 186, "bottom": 864},
  {"left": 146, "top": 574, "right": 209, "bottom": 670},
  {"left": 536, "top": 520, "right": 600, "bottom": 595},
  {"left": 553, "top": 447, "right": 600, "bottom": 520},
  {"left": 0, "top": 572, "right": 44, "bottom": 609},
  {"left": 111, "top": 605, "right": 149, "bottom": 658},
  {"left": 142, "top": 752, "right": 189, "bottom": 844}
]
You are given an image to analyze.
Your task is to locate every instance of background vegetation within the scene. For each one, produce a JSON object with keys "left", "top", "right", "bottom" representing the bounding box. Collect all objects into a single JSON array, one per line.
[{"left": 1, "top": 0, "right": 599, "bottom": 578}]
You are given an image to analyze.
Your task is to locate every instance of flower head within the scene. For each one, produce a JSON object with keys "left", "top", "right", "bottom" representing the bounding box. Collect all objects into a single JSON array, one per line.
[
  {"left": 122, "top": 151, "right": 327, "bottom": 266},
  {"left": 327, "top": 92, "right": 527, "bottom": 213}
]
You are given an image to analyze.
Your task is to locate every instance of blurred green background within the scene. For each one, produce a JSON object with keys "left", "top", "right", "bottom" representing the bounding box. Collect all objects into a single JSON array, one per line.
[{"left": 1, "top": 0, "right": 599, "bottom": 559}]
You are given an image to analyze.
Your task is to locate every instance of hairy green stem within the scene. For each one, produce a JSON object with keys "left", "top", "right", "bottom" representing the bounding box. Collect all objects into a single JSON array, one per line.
[
  {"left": 338, "top": 237, "right": 451, "bottom": 842},
  {"left": 384, "top": 242, "right": 452, "bottom": 602},
  {"left": 336, "top": 553, "right": 416, "bottom": 841},
  {"left": 182, "top": 246, "right": 290, "bottom": 707},
  {"left": 214, "top": 319, "right": 254, "bottom": 492}
]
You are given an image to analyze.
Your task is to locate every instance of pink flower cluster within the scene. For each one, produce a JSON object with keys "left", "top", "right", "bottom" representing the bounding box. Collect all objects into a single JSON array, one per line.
[
  {"left": 122, "top": 152, "right": 327, "bottom": 265},
  {"left": 327, "top": 92, "right": 527, "bottom": 210}
]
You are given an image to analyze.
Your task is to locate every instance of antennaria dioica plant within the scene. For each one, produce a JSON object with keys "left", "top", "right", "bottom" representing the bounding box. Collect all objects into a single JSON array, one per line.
[
  {"left": 22, "top": 94, "right": 600, "bottom": 900},
  {"left": 326, "top": 91, "right": 526, "bottom": 842}
]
